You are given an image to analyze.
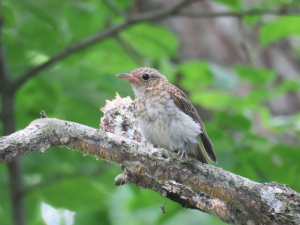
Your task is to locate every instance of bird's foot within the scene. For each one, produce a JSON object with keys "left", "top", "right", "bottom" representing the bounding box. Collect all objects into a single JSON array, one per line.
[
  {"left": 178, "top": 150, "right": 187, "bottom": 159},
  {"left": 178, "top": 142, "right": 188, "bottom": 159}
]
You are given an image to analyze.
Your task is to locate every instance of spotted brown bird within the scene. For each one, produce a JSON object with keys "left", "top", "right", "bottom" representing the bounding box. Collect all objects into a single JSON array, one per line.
[{"left": 117, "top": 67, "right": 217, "bottom": 164}]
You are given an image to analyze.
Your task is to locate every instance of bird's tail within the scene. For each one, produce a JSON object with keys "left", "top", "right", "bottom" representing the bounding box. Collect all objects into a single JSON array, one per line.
[
  {"left": 200, "top": 132, "right": 217, "bottom": 164},
  {"left": 194, "top": 142, "right": 209, "bottom": 164}
]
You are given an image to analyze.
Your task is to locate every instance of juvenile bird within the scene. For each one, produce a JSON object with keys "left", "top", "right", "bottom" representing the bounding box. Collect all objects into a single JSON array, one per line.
[{"left": 117, "top": 67, "right": 217, "bottom": 164}]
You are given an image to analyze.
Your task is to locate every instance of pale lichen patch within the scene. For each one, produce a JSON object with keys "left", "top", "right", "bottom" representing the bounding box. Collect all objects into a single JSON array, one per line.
[
  {"left": 261, "top": 186, "right": 284, "bottom": 213},
  {"left": 60, "top": 137, "right": 69, "bottom": 144},
  {"left": 37, "top": 143, "right": 50, "bottom": 154}
]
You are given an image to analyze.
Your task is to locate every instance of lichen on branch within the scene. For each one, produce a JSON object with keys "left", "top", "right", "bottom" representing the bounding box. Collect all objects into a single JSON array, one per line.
[{"left": 0, "top": 95, "right": 299, "bottom": 225}]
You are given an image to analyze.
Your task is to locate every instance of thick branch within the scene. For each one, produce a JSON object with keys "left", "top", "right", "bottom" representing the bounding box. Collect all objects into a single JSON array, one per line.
[
  {"left": 12, "top": 0, "right": 200, "bottom": 90},
  {"left": 0, "top": 102, "right": 300, "bottom": 224}
]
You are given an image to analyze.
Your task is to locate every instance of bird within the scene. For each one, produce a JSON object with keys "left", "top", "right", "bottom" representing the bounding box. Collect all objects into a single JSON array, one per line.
[{"left": 116, "top": 67, "right": 217, "bottom": 164}]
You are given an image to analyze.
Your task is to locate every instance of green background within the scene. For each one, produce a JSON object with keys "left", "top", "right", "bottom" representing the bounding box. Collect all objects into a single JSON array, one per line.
[{"left": 1, "top": 0, "right": 300, "bottom": 224}]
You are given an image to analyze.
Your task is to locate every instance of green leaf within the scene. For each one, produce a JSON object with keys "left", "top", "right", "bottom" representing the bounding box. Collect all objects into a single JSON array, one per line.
[
  {"left": 243, "top": 14, "right": 262, "bottom": 27},
  {"left": 21, "top": 2, "right": 60, "bottom": 30},
  {"left": 64, "top": 1, "right": 108, "bottom": 41},
  {"left": 179, "top": 61, "right": 213, "bottom": 90},
  {"left": 1, "top": 2, "right": 17, "bottom": 27},
  {"left": 260, "top": 16, "right": 300, "bottom": 46},
  {"left": 34, "top": 176, "right": 112, "bottom": 211},
  {"left": 241, "top": 134, "right": 270, "bottom": 153},
  {"left": 215, "top": 112, "right": 252, "bottom": 131},
  {"left": 114, "top": 0, "right": 132, "bottom": 8},
  {"left": 248, "top": 89, "right": 272, "bottom": 101},
  {"left": 212, "top": 0, "right": 241, "bottom": 9},
  {"left": 2, "top": 30, "right": 28, "bottom": 76},
  {"left": 121, "top": 23, "right": 178, "bottom": 59},
  {"left": 256, "top": 144, "right": 300, "bottom": 190},
  {"left": 276, "top": 80, "right": 300, "bottom": 93},
  {"left": 191, "top": 91, "right": 232, "bottom": 110},
  {"left": 204, "top": 123, "right": 233, "bottom": 153},
  {"left": 234, "top": 65, "right": 276, "bottom": 85},
  {"left": 86, "top": 39, "right": 138, "bottom": 74},
  {"left": 74, "top": 209, "right": 110, "bottom": 225},
  {"left": 272, "top": 145, "right": 300, "bottom": 169},
  {"left": 157, "top": 58, "right": 177, "bottom": 83},
  {"left": 234, "top": 159, "right": 260, "bottom": 181},
  {"left": 18, "top": 18, "right": 62, "bottom": 54}
]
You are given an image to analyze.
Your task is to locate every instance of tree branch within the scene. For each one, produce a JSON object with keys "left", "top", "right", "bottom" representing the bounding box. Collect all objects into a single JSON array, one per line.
[
  {"left": 1, "top": 100, "right": 300, "bottom": 225},
  {"left": 12, "top": 0, "right": 200, "bottom": 90},
  {"left": 178, "top": 8, "right": 300, "bottom": 18}
]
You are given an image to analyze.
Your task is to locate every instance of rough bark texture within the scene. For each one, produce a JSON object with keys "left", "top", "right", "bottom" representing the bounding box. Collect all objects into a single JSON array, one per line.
[{"left": 0, "top": 101, "right": 300, "bottom": 225}]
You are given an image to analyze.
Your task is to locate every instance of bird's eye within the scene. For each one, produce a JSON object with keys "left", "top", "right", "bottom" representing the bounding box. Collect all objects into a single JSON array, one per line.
[{"left": 142, "top": 73, "right": 150, "bottom": 80}]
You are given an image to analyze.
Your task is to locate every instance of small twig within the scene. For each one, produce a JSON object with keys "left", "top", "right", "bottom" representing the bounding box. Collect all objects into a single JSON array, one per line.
[
  {"left": 40, "top": 110, "right": 48, "bottom": 118},
  {"left": 160, "top": 201, "right": 167, "bottom": 214}
]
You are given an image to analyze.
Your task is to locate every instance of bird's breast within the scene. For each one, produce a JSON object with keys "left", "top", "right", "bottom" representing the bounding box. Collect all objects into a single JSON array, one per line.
[
  {"left": 135, "top": 91, "right": 173, "bottom": 119},
  {"left": 135, "top": 95, "right": 201, "bottom": 151}
]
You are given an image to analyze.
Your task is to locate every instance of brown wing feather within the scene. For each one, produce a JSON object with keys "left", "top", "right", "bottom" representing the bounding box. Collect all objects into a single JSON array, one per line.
[
  {"left": 196, "top": 143, "right": 209, "bottom": 164},
  {"left": 166, "top": 84, "right": 217, "bottom": 164}
]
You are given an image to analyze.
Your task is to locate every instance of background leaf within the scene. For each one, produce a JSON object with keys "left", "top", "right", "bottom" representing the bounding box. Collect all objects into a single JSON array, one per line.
[{"left": 260, "top": 16, "right": 300, "bottom": 46}]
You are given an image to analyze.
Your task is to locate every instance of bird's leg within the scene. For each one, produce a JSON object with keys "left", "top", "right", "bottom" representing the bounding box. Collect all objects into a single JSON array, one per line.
[{"left": 178, "top": 141, "right": 188, "bottom": 159}]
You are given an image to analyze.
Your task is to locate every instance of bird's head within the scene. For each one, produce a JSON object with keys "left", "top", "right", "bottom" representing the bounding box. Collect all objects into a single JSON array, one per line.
[{"left": 117, "top": 67, "right": 168, "bottom": 93}]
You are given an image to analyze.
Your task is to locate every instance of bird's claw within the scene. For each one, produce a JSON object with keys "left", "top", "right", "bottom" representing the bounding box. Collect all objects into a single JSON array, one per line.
[
  {"left": 178, "top": 141, "right": 188, "bottom": 159},
  {"left": 178, "top": 150, "right": 187, "bottom": 159}
]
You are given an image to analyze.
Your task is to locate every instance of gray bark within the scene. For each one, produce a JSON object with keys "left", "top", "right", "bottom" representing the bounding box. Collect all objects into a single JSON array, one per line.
[{"left": 0, "top": 101, "right": 300, "bottom": 225}]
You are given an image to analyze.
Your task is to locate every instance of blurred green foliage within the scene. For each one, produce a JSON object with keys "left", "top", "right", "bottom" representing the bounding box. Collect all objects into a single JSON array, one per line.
[
  {"left": 1, "top": 0, "right": 300, "bottom": 224},
  {"left": 260, "top": 16, "right": 300, "bottom": 46}
]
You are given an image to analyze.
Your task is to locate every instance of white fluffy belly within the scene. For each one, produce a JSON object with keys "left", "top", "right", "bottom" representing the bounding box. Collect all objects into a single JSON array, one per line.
[{"left": 138, "top": 103, "right": 201, "bottom": 151}]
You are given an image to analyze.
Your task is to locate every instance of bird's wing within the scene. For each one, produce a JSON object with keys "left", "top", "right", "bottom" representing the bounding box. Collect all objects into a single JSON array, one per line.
[
  {"left": 166, "top": 84, "right": 217, "bottom": 164},
  {"left": 166, "top": 84, "right": 204, "bottom": 128}
]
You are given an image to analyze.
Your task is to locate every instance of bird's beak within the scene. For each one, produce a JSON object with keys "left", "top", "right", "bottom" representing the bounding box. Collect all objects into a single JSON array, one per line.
[{"left": 116, "top": 73, "right": 138, "bottom": 82}]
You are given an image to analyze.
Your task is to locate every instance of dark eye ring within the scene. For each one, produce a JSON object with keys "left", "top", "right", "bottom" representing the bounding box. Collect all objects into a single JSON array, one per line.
[{"left": 142, "top": 73, "right": 150, "bottom": 80}]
